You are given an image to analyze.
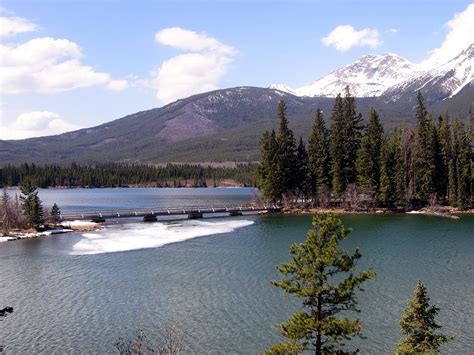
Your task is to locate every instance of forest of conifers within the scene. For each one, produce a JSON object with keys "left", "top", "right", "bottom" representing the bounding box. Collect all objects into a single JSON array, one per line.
[
  {"left": 255, "top": 89, "right": 473, "bottom": 210},
  {"left": 0, "top": 163, "right": 257, "bottom": 188}
]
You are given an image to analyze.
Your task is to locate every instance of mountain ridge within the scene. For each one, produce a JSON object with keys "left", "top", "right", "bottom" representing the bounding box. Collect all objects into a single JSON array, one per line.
[{"left": 271, "top": 44, "right": 473, "bottom": 100}]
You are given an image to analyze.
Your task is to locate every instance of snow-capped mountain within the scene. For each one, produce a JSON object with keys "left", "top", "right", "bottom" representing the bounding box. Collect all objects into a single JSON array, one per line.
[
  {"left": 271, "top": 44, "right": 473, "bottom": 101},
  {"left": 271, "top": 53, "right": 418, "bottom": 97},
  {"left": 381, "top": 44, "right": 473, "bottom": 104}
]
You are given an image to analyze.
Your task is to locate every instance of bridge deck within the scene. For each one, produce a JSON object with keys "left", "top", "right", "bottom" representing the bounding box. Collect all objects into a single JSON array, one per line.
[{"left": 59, "top": 204, "right": 279, "bottom": 221}]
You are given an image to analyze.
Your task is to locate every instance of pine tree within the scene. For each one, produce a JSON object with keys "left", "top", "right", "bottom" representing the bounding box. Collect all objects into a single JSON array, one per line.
[
  {"left": 275, "top": 100, "right": 297, "bottom": 199},
  {"left": 342, "top": 86, "right": 364, "bottom": 186},
  {"left": 20, "top": 177, "right": 44, "bottom": 229},
  {"left": 452, "top": 119, "right": 472, "bottom": 209},
  {"left": 392, "top": 127, "right": 407, "bottom": 206},
  {"left": 294, "top": 137, "right": 310, "bottom": 200},
  {"left": 330, "top": 87, "right": 363, "bottom": 197},
  {"left": 266, "top": 214, "right": 375, "bottom": 354},
  {"left": 308, "top": 108, "right": 330, "bottom": 197},
  {"left": 396, "top": 281, "right": 454, "bottom": 354},
  {"left": 378, "top": 136, "right": 396, "bottom": 207},
  {"left": 50, "top": 203, "right": 61, "bottom": 224},
  {"left": 256, "top": 130, "right": 280, "bottom": 201},
  {"left": 1, "top": 188, "right": 11, "bottom": 236},
  {"left": 329, "top": 94, "right": 345, "bottom": 196},
  {"left": 356, "top": 108, "right": 383, "bottom": 196},
  {"left": 413, "top": 92, "right": 437, "bottom": 201},
  {"left": 435, "top": 115, "right": 451, "bottom": 201}
]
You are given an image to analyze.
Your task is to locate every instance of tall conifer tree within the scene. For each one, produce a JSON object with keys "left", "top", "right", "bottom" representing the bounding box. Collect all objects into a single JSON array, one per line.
[
  {"left": 308, "top": 108, "right": 330, "bottom": 196},
  {"left": 266, "top": 214, "right": 375, "bottom": 354},
  {"left": 413, "top": 92, "right": 437, "bottom": 201},
  {"left": 275, "top": 100, "right": 297, "bottom": 198},
  {"left": 356, "top": 108, "right": 384, "bottom": 195},
  {"left": 396, "top": 281, "right": 454, "bottom": 354}
]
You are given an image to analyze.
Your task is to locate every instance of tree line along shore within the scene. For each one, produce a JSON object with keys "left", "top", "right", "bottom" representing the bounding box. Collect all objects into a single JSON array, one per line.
[
  {"left": 0, "top": 163, "right": 257, "bottom": 188},
  {"left": 255, "top": 88, "right": 473, "bottom": 212}
]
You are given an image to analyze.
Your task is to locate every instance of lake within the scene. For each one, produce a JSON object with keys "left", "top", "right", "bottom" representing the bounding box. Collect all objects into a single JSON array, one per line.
[{"left": 0, "top": 188, "right": 473, "bottom": 353}]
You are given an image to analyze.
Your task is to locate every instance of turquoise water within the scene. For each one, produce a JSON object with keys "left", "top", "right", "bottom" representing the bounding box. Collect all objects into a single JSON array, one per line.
[{"left": 0, "top": 188, "right": 473, "bottom": 353}]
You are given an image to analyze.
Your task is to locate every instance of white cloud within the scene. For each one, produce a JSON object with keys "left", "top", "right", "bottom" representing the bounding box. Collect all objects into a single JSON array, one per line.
[
  {"left": 0, "top": 111, "right": 82, "bottom": 140},
  {"left": 387, "top": 28, "right": 399, "bottom": 34},
  {"left": 322, "top": 25, "right": 382, "bottom": 52},
  {"left": 0, "top": 37, "right": 128, "bottom": 94},
  {"left": 151, "top": 27, "right": 237, "bottom": 104},
  {"left": 155, "top": 27, "right": 237, "bottom": 56},
  {"left": 107, "top": 79, "right": 128, "bottom": 91},
  {"left": 421, "top": 3, "right": 474, "bottom": 68},
  {"left": 0, "top": 15, "right": 37, "bottom": 36}
]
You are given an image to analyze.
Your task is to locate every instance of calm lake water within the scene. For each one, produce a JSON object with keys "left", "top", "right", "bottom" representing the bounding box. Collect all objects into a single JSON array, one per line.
[{"left": 0, "top": 188, "right": 473, "bottom": 353}]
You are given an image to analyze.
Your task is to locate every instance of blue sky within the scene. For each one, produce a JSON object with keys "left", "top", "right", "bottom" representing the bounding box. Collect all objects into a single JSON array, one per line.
[{"left": 1, "top": 0, "right": 473, "bottom": 139}]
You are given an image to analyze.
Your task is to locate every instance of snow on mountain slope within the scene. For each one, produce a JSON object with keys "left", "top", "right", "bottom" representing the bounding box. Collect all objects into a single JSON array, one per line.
[
  {"left": 272, "top": 44, "right": 473, "bottom": 100},
  {"left": 271, "top": 53, "right": 417, "bottom": 97},
  {"left": 382, "top": 43, "right": 473, "bottom": 103}
]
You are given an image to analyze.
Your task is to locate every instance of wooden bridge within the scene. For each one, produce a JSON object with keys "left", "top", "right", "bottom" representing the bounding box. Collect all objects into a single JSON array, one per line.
[{"left": 59, "top": 204, "right": 281, "bottom": 223}]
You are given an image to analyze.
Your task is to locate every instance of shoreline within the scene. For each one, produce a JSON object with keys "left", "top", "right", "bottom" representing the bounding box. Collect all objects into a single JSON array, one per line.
[
  {"left": 0, "top": 221, "right": 102, "bottom": 243},
  {"left": 2, "top": 207, "right": 472, "bottom": 244},
  {"left": 278, "top": 206, "right": 473, "bottom": 218}
]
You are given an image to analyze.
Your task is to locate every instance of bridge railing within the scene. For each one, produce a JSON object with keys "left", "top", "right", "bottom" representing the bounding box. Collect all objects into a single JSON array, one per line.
[{"left": 59, "top": 203, "right": 279, "bottom": 221}]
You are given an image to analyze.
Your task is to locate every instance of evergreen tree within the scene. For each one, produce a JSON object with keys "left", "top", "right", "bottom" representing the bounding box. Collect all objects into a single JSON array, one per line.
[
  {"left": 356, "top": 108, "right": 384, "bottom": 196},
  {"left": 294, "top": 137, "right": 310, "bottom": 200},
  {"left": 50, "top": 203, "right": 61, "bottom": 224},
  {"left": 20, "top": 177, "right": 44, "bottom": 228},
  {"left": 257, "top": 130, "right": 280, "bottom": 201},
  {"left": 329, "top": 94, "right": 345, "bottom": 197},
  {"left": 330, "top": 87, "right": 363, "bottom": 197},
  {"left": 392, "top": 127, "right": 407, "bottom": 206},
  {"left": 266, "top": 214, "right": 375, "bottom": 354},
  {"left": 413, "top": 92, "right": 437, "bottom": 201},
  {"left": 452, "top": 119, "right": 472, "bottom": 209},
  {"left": 396, "top": 281, "right": 454, "bottom": 354},
  {"left": 342, "top": 86, "right": 364, "bottom": 186},
  {"left": 1, "top": 188, "right": 11, "bottom": 236},
  {"left": 308, "top": 108, "right": 330, "bottom": 197},
  {"left": 378, "top": 136, "right": 396, "bottom": 207},
  {"left": 275, "top": 100, "right": 297, "bottom": 198},
  {"left": 436, "top": 115, "right": 452, "bottom": 201}
]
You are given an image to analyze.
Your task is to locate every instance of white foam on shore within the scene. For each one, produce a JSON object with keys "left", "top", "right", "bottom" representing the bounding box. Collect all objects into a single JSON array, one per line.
[
  {"left": 69, "top": 219, "right": 254, "bottom": 255},
  {"left": 60, "top": 220, "right": 98, "bottom": 228}
]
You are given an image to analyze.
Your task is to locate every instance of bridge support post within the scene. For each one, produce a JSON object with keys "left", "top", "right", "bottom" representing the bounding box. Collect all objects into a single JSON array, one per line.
[
  {"left": 143, "top": 214, "right": 158, "bottom": 222},
  {"left": 188, "top": 211, "right": 203, "bottom": 219}
]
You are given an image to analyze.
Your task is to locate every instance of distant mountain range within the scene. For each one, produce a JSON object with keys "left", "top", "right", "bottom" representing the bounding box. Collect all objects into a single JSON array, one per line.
[
  {"left": 271, "top": 44, "right": 473, "bottom": 103},
  {"left": 1, "top": 44, "right": 472, "bottom": 165}
]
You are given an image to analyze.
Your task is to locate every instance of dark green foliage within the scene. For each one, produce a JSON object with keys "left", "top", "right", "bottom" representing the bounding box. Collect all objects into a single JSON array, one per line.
[
  {"left": 294, "top": 137, "right": 310, "bottom": 199},
  {"left": 19, "top": 178, "right": 43, "bottom": 228},
  {"left": 256, "top": 91, "right": 472, "bottom": 210},
  {"left": 50, "top": 203, "right": 61, "bottom": 224},
  {"left": 452, "top": 119, "right": 472, "bottom": 209},
  {"left": 266, "top": 214, "right": 375, "bottom": 354},
  {"left": 413, "top": 92, "right": 437, "bottom": 201},
  {"left": 308, "top": 108, "right": 330, "bottom": 195},
  {"left": 0, "top": 163, "right": 256, "bottom": 188},
  {"left": 356, "top": 108, "right": 384, "bottom": 195},
  {"left": 397, "top": 281, "right": 454, "bottom": 353},
  {"left": 330, "top": 88, "right": 364, "bottom": 197},
  {"left": 275, "top": 100, "right": 298, "bottom": 195},
  {"left": 257, "top": 130, "right": 280, "bottom": 201},
  {"left": 256, "top": 101, "right": 299, "bottom": 201},
  {"left": 329, "top": 94, "right": 346, "bottom": 197}
]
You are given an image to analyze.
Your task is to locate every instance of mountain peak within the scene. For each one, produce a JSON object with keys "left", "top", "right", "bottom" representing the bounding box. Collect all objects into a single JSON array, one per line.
[
  {"left": 272, "top": 51, "right": 416, "bottom": 98},
  {"left": 271, "top": 45, "right": 473, "bottom": 99}
]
